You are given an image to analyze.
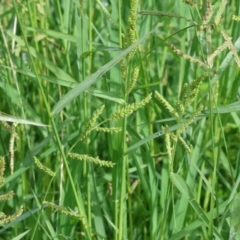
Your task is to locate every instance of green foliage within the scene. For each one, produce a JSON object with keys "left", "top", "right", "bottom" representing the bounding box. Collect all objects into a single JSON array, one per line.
[{"left": 0, "top": 0, "right": 240, "bottom": 239}]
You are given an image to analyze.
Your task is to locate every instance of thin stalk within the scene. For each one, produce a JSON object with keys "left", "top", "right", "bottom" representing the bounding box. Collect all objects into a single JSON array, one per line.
[
  {"left": 118, "top": 0, "right": 122, "bottom": 49},
  {"left": 207, "top": 76, "right": 215, "bottom": 239},
  {"left": 86, "top": 0, "right": 93, "bottom": 232},
  {"left": 128, "top": 180, "right": 133, "bottom": 240},
  {"left": 118, "top": 118, "right": 127, "bottom": 240},
  {"left": 114, "top": 0, "right": 123, "bottom": 239}
]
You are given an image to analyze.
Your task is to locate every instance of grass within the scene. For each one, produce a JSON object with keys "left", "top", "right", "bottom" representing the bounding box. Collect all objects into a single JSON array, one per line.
[{"left": 0, "top": 0, "right": 240, "bottom": 239}]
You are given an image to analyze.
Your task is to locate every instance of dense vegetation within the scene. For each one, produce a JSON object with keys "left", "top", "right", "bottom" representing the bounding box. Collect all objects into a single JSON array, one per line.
[{"left": 0, "top": 0, "right": 240, "bottom": 239}]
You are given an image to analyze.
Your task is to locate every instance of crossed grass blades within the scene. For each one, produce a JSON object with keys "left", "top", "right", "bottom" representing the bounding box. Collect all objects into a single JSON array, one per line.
[
  {"left": 41, "top": 93, "right": 152, "bottom": 222},
  {"left": 140, "top": 0, "right": 240, "bottom": 170},
  {"left": 140, "top": 0, "right": 240, "bottom": 69}
]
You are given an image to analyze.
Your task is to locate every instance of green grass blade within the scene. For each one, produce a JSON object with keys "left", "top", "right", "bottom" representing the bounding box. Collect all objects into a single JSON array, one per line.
[
  {"left": 0, "top": 112, "right": 47, "bottom": 126},
  {"left": 12, "top": 230, "right": 31, "bottom": 240}
]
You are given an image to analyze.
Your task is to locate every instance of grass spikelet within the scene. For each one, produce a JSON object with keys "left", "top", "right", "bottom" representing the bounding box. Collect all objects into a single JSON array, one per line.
[
  {"left": 0, "top": 206, "right": 23, "bottom": 226},
  {"left": 207, "top": 40, "right": 229, "bottom": 66},
  {"left": 205, "top": 27, "right": 212, "bottom": 56},
  {"left": 232, "top": 15, "right": 240, "bottom": 21},
  {"left": 1, "top": 121, "right": 11, "bottom": 132},
  {"left": 169, "top": 133, "right": 191, "bottom": 153},
  {"left": 183, "top": 0, "right": 196, "bottom": 6},
  {"left": 79, "top": 105, "right": 105, "bottom": 141},
  {"left": 43, "top": 201, "right": 83, "bottom": 220},
  {"left": 109, "top": 93, "right": 152, "bottom": 120},
  {"left": 0, "top": 191, "right": 14, "bottom": 202},
  {"left": 120, "top": 59, "right": 127, "bottom": 79},
  {"left": 164, "top": 126, "right": 173, "bottom": 171},
  {"left": 138, "top": 11, "right": 197, "bottom": 24},
  {"left": 221, "top": 30, "right": 240, "bottom": 67},
  {"left": 169, "top": 132, "right": 178, "bottom": 142},
  {"left": 177, "top": 105, "right": 204, "bottom": 135},
  {"left": 124, "top": 0, "right": 139, "bottom": 60},
  {"left": 214, "top": 0, "right": 228, "bottom": 26},
  {"left": 176, "top": 100, "right": 185, "bottom": 115},
  {"left": 190, "top": 73, "right": 206, "bottom": 90},
  {"left": 129, "top": 179, "right": 140, "bottom": 195},
  {"left": 155, "top": 91, "right": 179, "bottom": 118},
  {"left": 96, "top": 0, "right": 118, "bottom": 28},
  {"left": 1, "top": 122, "right": 19, "bottom": 174},
  {"left": 0, "top": 157, "right": 5, "bottom": 186},
  {"left": 182, "top": 83, "right": 188, "bottom": 100},
  {"left": 96, "top": 127, "right": 122, "bottom": 133},
  {"left": 178, "top": 136, "right": 191, "bottom": 153},
  {"left": 189, "top": 73, "right": 207, "bottom": 99},
  {"left": 9, "top": 123, "right": 18, "bottom": 175},
  {"left": 184, "top": 72, "right": 208, "bottom": 108},
  {"left": 168, "top": 43, "right": 208, "bottom": 68},
  {"left": 221, "top": 30, "right": 232, "bottom": 42},
  {"left": 126, "top": 66, "right": 139, "bottom": 95},
  {"left": 69, "top": 153, "right": 115, "bottom": 168},
  {"left": 34, "top": 157, "right": 55, "bottom": 177},
  {"left": 202, "top": 0, "right": 213, "bottom": 26}
]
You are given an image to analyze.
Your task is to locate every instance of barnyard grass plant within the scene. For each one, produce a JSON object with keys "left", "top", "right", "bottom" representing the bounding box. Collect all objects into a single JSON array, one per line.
[{"left": 0, "top": 0, "right": 240, "bottom": 239}]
